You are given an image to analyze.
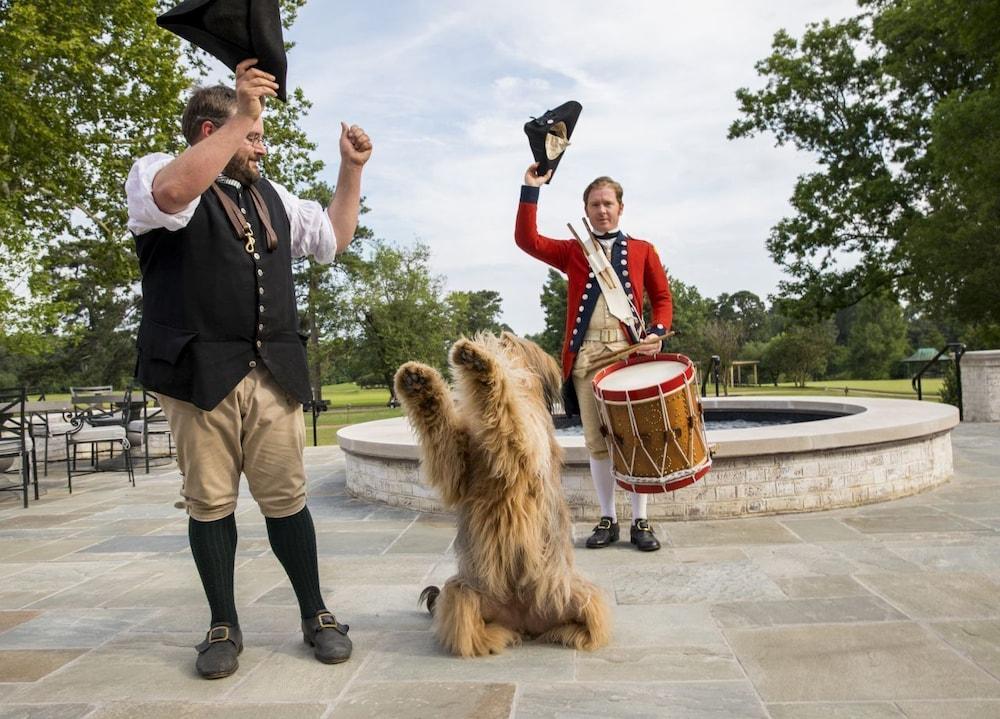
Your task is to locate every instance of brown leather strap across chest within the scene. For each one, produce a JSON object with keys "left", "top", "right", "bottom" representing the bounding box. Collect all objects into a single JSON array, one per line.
[{"left": 210, "top": 183, "right": 278, "bottom": 253}]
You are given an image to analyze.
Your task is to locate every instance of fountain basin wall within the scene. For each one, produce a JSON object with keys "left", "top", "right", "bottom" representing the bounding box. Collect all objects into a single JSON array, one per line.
[{"left": 337, "top": 396, "right": 959, "bottom": 520}]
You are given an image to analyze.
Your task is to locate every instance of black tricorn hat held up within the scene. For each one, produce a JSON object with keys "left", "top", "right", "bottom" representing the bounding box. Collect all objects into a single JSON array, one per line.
[
  {"left": 524, "top": 100, "right": 582, "bottom": 183},
  {"left": 157, "top": 0, "right": 288, "bottom": 102}
]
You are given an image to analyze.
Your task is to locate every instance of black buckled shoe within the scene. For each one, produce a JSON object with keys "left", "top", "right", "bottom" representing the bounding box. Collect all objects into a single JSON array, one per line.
[
  {"left": 195, "top": 624, "right": 243, "bottom": 679},
  {"left": 302, "top": 611, "right": 352, "bottom": 664},
  {"left": 586, "top": 516, "right": 620, "bottom": 548},
  {"left": 630, "top": 518, "right": 661, "bottom": 552}
]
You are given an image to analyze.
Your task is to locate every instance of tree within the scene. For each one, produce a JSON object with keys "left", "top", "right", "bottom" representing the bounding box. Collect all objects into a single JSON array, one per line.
[
  {"left": 762, "top": 322, "right": 837, "bottom": 387},
  {"left": 342, "top": 240, "right": 451, "bottom": 399},
  {"left": 0, "top": 0, "right": 189, "bottom": 387},
  {"left": 0, "top": 0, "right": 315, "bottom": 389},
  {"left": 838, "top": 292, "right": 910, "bottom": 379},
  {"left": 664, "top": 273, "right": 714, "bottom": 361},
  {"left": 447, "top": 290, "right": 505, "bottom": 340},
  {"left": 713, "top": 291, "right": 768, "bottom": 343},
  {"left": 730, "top": 0, "right": 1000, "bottom": 333},
  {"left": 526, "top": 269, "right": 568, "bottom": 359}
]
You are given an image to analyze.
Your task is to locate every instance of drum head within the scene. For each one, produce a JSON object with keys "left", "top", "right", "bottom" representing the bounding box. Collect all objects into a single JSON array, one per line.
[{"left": 595, "top": 359, "right": 688, "bottom": 392}]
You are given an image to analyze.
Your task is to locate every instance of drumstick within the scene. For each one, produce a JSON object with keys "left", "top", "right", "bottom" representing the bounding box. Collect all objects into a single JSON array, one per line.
[{"left": 604, "top": 331, "right": 676, "bottom": 364}]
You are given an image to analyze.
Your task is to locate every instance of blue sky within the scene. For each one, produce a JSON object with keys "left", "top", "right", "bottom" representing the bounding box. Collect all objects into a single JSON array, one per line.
[{"left": 275, "top": 0, "right": 860, "bottom": 334}]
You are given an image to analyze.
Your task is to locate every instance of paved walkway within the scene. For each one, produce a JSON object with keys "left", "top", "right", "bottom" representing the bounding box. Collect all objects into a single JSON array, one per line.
[{"left": 1, "top": 422, "right": 999, "bottom": 718}]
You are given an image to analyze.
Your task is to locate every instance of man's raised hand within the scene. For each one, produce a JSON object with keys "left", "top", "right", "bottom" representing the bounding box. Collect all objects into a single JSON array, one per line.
[
  {"left": 523, "top": 162, "right": 552, "bottom": 187},
  {"left": 340, "top": 123, "right": 373, "bottom": 167},
  {"left": 235, "top": 58, "right": 279, "bottom": 120}
]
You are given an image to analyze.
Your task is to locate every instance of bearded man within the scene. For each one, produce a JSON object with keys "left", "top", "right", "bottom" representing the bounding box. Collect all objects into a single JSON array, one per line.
[{"left": 125, "top": 59, "right": 371, "bottom": 679}]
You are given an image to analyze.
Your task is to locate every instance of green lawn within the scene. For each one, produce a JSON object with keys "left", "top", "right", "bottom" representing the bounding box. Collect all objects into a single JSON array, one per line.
[{"left": 709, "top": 377, "right": 944, "bottom": 400}]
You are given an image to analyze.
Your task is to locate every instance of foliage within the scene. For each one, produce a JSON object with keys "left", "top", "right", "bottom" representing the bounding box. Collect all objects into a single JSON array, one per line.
[
  {"left": 730, "top": 0, "right": 1000, "bottom": 332},
  {"left": 836, "top": 291, "right": 911, "bottom": 379},
  {"left": 0, "top": 0, "right": 321, "bottom": 390},
  {"left": 526, "top": 269, "right": 568, "bottom": 359},
  {"left": 761, "top": 322, "right": 837, "bottom": 387},
  {"left": 335, "top": 240, "right": 451, "bottom": 397},
  {"left": 939, "top": 362, "right": 961, "bottom": 409},
  {"left": 447, "top": 290, "right": 506, "bottom": 340}
]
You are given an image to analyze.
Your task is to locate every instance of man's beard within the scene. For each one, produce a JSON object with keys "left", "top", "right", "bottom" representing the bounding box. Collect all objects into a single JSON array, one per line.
[{"left": 222, "top": 152, "right": 261, "bottom": 186}]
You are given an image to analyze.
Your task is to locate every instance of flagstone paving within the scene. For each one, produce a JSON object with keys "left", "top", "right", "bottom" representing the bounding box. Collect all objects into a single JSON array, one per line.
[{"left": 0, "top": 421, "right": 999, "bottom": 718}]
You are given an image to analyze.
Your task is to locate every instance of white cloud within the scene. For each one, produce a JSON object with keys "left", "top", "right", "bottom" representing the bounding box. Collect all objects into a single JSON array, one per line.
[{"left": 284, "top": 0, "right": 859, "bottom": 334}]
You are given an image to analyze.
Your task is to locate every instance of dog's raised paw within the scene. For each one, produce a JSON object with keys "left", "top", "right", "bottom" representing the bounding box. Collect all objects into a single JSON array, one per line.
[
  {"left": 396, "top": 363, "right": 434, "bottom": 398},
  {"left": 453, "top": 341, "right": 490, "bottom": 374}
]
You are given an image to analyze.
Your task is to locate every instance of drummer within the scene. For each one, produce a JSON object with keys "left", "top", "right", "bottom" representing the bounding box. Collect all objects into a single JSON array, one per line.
[{"left": 516, "top": 164, "right": 673, "bottom": 551}]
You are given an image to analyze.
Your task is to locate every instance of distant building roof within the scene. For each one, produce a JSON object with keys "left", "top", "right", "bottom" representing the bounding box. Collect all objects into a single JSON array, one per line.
[{"left": 902, "top": 347, "right": 952, "bottom": 363}]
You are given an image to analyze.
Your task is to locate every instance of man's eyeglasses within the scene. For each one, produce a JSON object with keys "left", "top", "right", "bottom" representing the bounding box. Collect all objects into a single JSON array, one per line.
[{"left": 196, "top": 118, "right": 265, "bottom": 147}]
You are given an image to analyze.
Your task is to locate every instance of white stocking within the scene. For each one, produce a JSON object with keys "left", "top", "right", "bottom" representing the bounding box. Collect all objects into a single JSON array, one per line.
[
  {"left": 630, "top": 491, "right": 647, "bottom": 523},
  {"left": 589, "top": 457, "right": 617, "bottom": 521}
]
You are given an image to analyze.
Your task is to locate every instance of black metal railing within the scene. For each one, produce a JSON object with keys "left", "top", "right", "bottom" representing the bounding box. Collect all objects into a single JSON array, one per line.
[
  {"left": 701, "top": 355, "right": 721, "bottom": 397},
  {"left": 912, "top": 342, "right": 966, "bottom": 419},
  {"left": 303, "top": 398, "right": 329, "bottom": 447}
]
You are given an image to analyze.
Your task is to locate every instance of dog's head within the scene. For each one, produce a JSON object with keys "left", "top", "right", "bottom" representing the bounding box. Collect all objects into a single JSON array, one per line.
[{"left": 496, "top": 331, "right": 562, "bottom": 412}]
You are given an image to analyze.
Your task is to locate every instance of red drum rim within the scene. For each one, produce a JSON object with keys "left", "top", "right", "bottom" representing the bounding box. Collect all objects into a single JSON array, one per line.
[
  {"left": 592, "top": 352, "right": 695, "bottom": 402},
  {"left": 614, "top": 460, "right": 712, "bottom": 494}
]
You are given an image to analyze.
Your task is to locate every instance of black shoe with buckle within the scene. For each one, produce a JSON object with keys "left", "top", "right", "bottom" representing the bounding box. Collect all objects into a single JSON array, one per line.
[
  {"left": 302, "top": 611, "right": 352, "bottom": 664},
  {"left": 586, "top": 516, "right": 620, "bottom": 548},
  {"left": 195, "top": 623, "right": 243, "bottom": 679},
  {"left": 630, "top": 518, "right": 661, "bottom": 552}
]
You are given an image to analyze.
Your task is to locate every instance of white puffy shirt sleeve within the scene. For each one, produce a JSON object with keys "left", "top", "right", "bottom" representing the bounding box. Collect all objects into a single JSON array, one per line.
[
  {"left": 125, "top": 153, "right": 202, "bottom": 235},
  {"left": 268, "top": 180, "right": 337, "bottom": 265}
]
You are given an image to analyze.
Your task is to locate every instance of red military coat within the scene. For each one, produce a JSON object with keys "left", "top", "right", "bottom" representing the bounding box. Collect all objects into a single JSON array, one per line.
[{"left": 515, "top": 186, "right": 673, "bottom": 378}]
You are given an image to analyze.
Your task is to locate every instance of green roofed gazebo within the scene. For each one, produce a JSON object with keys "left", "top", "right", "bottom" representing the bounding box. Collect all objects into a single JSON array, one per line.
[{"left": 902, "top": 347, "right": 953, "bottom": 377}]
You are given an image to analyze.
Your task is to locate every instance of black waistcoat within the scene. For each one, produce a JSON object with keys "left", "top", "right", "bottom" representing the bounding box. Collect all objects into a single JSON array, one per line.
[{"left": 134, "top": 179, "right": 310, "bottom": 411}]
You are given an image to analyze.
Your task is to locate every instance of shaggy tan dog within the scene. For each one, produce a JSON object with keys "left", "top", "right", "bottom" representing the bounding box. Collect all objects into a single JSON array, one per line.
[{"left": 394, "top": 332, "right": 611, "bottom": 657}]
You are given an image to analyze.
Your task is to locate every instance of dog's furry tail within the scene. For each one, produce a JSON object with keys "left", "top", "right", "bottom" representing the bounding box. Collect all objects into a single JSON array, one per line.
[{"left": 418, "top": 585, "right": 440, "bottom": 616}]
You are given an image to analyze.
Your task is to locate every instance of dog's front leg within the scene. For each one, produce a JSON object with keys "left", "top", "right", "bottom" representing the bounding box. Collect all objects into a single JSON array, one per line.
[
  {"left": 451, "top": 339, "right": 550, "bottom": 483},
  {"left": 395, "top": 362, "right": 469, "bottom": 506}
]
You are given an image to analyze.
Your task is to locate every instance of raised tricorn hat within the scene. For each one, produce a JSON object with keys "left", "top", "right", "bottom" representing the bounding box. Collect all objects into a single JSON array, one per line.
[
  {"left": 524, "top": 100, "right": 582, "bottom": 183},
  {"left": 157, "top": 0, "right": 288, "bottom": 102}
]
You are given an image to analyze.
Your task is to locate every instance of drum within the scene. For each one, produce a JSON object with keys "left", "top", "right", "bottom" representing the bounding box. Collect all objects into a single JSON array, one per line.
[{"left": 592, "top": 353, "right": 712, "bottom": 493}]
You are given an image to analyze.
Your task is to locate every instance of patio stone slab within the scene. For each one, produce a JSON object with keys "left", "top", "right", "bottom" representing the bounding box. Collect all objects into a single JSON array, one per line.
[
  {"left": 577, "top": 643, "right": 744, "bottom": 681},
  {"left": 515, "top": 681, "right": 768, "bottom": 718},
  {"left": 614, "top": 561, "right": 786, "bottom": 604},
  {"left": 711, "top": 595, "right": 907, "bottom": 627},
  {"left": 776, "top": 517, "right": 869, "bottom": 542},
  {"left": 883, "top": 539, "right": 1000, "bottom": 572},
  {"left": 894, "top": 700, "right": 1000, "bottom": 718},
  {"left": 854, "top": 571, "right": 1000, "bottom": 619},
  {"left": 609, "top": 603, "right": 719, "bottom": 646},
  {"left": 772, "top": 575, "right": 871, "bottom": 599},
  {"left": 7, "top": 635, "right": 278, "bottom": 703},
  {"left": 384, "top": 524, "right": 456, "bottom": 554},
  {"left": 742, "top": 543, "right": 860, "bottom": 577},
  {"left": 0, "top": 610, "right": 40, "bottom": 633},
  {"left": 313, "top": 529, "right": 399, "bottom": 555},
  {"left": 928, "top": 619, "right": 1000, "bottom": 677},
  {"left": 78, "top": 535, "right": 190, "bottom": 554},
  {"left": 663, "top": 518, "right": 802, "bottom": 547},
  {"left": 85, "top": 702, "right": 328, "bottom": 719},
  {"left": 234, "top": 632, "right": 373, "bottom": 702},
  {"left": 842, "top": 512, "right": 989, "bottom": 534},
  {"left": 0, "top": 705, "right": 93, "bottom": 719},
  {"left": 725, "top": 622, "right": 1000, "bottom": 701},
  {"left": 0, "top": 608, "right": 159, "bottom": 649},
  {"left": 766, "top": 702, "right": 905, "bottom": 718},
  {"left": 0, "top": 649, "right": 86, "bottom": 682},
  {"left": 360, "top": 631, "right": 576, "bottom": 682},
  {"left": 335, "top": 682, "right": 514, "bottom": 719}
]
